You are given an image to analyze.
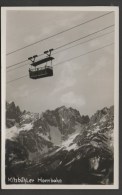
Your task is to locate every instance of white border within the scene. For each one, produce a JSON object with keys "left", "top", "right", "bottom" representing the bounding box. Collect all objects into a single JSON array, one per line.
[{"left": 1, "top": 6, "right": 119, "bottom": 189}]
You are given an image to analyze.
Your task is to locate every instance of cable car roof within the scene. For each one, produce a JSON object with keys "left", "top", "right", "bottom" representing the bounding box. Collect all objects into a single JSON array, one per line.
[{"left": 31, "top": 56, "right": 54, "bottom": 67}]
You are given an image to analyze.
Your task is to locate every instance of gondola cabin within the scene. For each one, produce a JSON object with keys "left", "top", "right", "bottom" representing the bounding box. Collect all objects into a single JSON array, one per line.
[{"left": 28, "top": 49, "right": 54, "bottom": 79}]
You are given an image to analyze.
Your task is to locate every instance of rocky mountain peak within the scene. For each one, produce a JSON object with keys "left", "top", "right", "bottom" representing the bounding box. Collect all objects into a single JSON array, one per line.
[
  {"left": 41, "top": 105, "right": 89, "bottom": 136},
  {"left": 90, "top": 106, "right": 114, "bottom": 126}
]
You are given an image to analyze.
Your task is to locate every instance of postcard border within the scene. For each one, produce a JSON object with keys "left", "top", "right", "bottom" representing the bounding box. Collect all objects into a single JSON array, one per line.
[{"left": 1, "top": 4, "right": 120, "bottom": 191}]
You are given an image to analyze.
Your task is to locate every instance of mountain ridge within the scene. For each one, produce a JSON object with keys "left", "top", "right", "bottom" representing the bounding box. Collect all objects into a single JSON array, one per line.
[{"left": 5, "top": 101, "right": 114, "bottom": 184}]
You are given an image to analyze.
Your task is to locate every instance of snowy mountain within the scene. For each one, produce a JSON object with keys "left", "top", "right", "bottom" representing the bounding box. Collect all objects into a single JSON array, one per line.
[{"left": 5, "top": 101, "right": 114, "bottom": 185}]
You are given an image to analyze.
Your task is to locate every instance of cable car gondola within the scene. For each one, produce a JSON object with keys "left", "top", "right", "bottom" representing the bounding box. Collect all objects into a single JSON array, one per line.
[{"left": 28, "top": 49, "right": 54, "bottom": 79}]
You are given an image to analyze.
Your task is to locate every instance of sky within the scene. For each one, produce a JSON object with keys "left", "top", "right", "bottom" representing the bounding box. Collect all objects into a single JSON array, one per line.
[{"left": 6, "top": 9, "right": 115, "bottom": 116}]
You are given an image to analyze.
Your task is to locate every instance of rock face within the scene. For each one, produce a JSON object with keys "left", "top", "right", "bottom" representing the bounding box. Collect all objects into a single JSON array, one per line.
[
  {"left": 5, "top": 101, "right": 114, "bottom": 185},
  {"left": 6, "top": 101, "right": 21, "bottom": 127}
]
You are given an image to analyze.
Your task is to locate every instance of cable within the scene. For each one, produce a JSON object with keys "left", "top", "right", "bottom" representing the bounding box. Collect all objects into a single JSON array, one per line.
[
  {"left": 7, "top": 63, "right": 30, "bottom": 72},
  {"left": 7, "top": 30, "right": 114, "bottom": 73},
  {"left": 54, "top": 25, "right": 114, "bottom": 51},
  {"left": 6, "top": 59, "right": 29, "bottom": 69},
  {"left": 53, "top": 30, "right": 114, "bottom": 55},
  {"left": 53, "top": 42, "right": 114, "bottom": 67},
  {"left": 6, "top": 11, "right": 113, "bottom": 56},
  {"left": 7, "top": 24, "right": 114, "bottom": 70},
  {"left": 6, "top": 52, "right": 45, "bottom": 69},
  {"left": 7, "top": 42, "right": 114, "bottom": 84},
  {"left": 7, "top": 74, "right": 28, "bottom": 84}
]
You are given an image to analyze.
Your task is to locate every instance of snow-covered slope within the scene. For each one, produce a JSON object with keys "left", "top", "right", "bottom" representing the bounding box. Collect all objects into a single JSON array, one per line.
[{"left": 6, "top": 126, "right": 19, "bottom": 141}]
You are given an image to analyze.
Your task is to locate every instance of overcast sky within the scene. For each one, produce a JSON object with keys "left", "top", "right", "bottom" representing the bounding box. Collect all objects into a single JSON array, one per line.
[{"left": 6, "top": 9, "right": 115, "bottom": 116}]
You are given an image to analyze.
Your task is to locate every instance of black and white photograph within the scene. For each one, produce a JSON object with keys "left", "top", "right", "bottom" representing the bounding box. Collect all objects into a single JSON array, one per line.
[{"left": 1, "top": 7, "right": 119, "bottom": 189}]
